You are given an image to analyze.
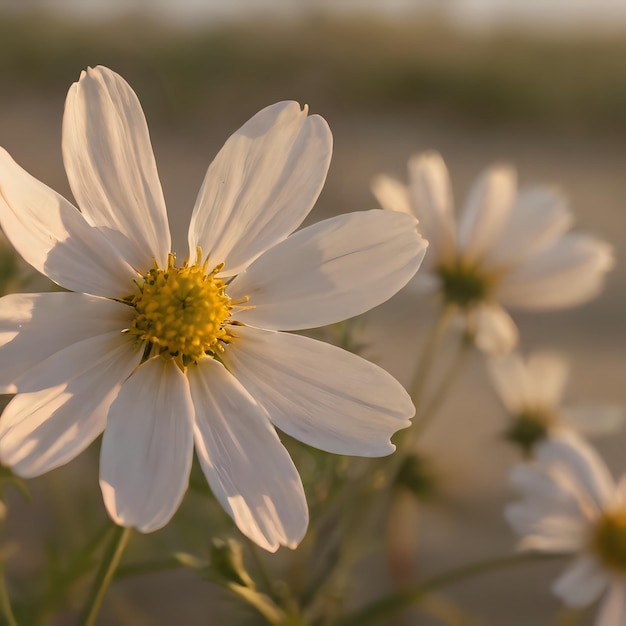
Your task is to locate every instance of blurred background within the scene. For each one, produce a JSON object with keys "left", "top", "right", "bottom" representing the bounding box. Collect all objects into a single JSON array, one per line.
[{"left": 0, "top": 1, "right": 625, "bottom": 624}]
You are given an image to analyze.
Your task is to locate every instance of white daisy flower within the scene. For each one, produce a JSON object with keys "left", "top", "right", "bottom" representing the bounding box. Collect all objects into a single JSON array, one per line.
[
  {"left": 507, "top": 432, "right": 626, "bottom": 625},
  {"left": 372, "top": 151, "right": 614, "bottom": 354},
  {"left": 489, "top": 351, "right": 624, "bottom": 454},
  {"left": 0, "top": 66, "right": 428, "bottom": 551}
]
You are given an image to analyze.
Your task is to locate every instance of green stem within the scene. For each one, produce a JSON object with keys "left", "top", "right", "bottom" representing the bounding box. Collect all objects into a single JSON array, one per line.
[
  {"left": 408, "top": 304, "right": 455, "bottom": 413},
  {"left": 0, "top": 563, "right": 18, "bottom": 626},
  {"left": 246, "top": 539, "right": 280, "bottom": 600},
  {"left": 79, "top": 526, "right": 132, "bottom": 626},
  {"left": 389, "top": 304, "right": 457, "bottom": 478},
  {"left": 339, "top": 552, "right": 565, "bottom": 626},
  {"left": 410, "top": 332, "right": 473, "bottom": 440}
]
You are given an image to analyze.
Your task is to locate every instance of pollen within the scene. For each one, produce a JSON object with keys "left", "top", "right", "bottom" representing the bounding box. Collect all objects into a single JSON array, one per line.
[
  {"left": 592, "top": 509, "right": 626, "bottom": 572},
  {"left": 128, "top": 250, "right": 232, "bottom": 367}
]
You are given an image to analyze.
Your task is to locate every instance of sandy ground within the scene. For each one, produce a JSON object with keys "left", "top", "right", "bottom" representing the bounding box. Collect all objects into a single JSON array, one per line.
[{"left": 1, "top": 95, "right": 625, "bottom": 625}]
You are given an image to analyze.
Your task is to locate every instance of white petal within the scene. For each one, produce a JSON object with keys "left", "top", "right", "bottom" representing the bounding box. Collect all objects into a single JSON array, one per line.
[
  {"left": 506, "top": 508, "right": 587, "bottom": 553},
  {"left": 499, "top": 234, "right": 614, "bottom": 310},
  {"left": 613, "top": 476, "right": 626, "bottom": 510},
  {"left": 189, "top": 101, "right": 332, "bottom": 276},
  {"left": 371, "top": 174, "right": 413, "bottom": 215},
  {"left": 457, "top": 165, "right": 517, "bottom": 264},
  {"left": 509, "top": 464, "right": 590, "bottom": 520},
  {"left": 0, "top": 332, "right": 140, "bottom": 478},
  {"left": 229, "top": 210, "right": 427, "bottom": 330},
  {"left": 63, "top": 66, "right": 170, "bottom": 270},
  {"left": 485, "top": 187, "right": 573, "bottom": 269},
  {"left": 221, "top": 326, "right": 413, "bottom": 456},
  {"left": 0, "top": 292, "right": 134, "bottom": 394},
  {"left": 526, "top": 351, "right": 569, "bottom": 408},
  {"left": 536, "top": 432, "right": 616, "bottom": 511},
  {"left": 596, "top": 582, "right": 626, "bottom": 626},
  {"left": 100, "top": 358, "right": 194, "bottom": 533},
  {"left": 188, "top": 358, "right": 307, "bottom": 552},
  {"left": 407, "top": 151, "right": 456, "bottom": 265},
  {"left": 562, "top": 405, "right": 625, "bottom": 438},
  {"left": 487, "top": 351, "right": 532, "bottom": 414},
  {"left": 553, "top": 555, "right": 609, "bottom": 607},
  {"left": 470, "top": 303, "right": 518, "bottom": 355},
  {"left": 0, "top": 149, "right": 137, "bottom": 297},
  {"left": 486, "top": 350, "right": 567, "bottom": 426}
]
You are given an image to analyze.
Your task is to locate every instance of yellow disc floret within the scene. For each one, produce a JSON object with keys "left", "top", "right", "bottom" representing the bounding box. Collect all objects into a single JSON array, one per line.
[
  {"left": 128, "top": 250, "right": 232, "bottom": 367},
  {"left": 592, "top": 509, "right": 626, "bottom": 572}
]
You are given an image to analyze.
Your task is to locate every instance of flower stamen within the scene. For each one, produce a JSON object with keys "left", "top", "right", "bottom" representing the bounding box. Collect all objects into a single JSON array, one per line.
[
  {"left": 593, "top": 510, "right": 626, "bottom": 572},
  {"left": 436, "top": 261, "right": 493, "bottom": 308},
  {"left": 127, "top": 248, "right": 233, "bottom": 367}
]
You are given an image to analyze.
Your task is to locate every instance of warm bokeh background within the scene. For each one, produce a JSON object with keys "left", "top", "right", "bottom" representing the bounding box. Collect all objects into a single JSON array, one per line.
[{"left": 1, "top": 3, "right": 625, "bottom": 624}]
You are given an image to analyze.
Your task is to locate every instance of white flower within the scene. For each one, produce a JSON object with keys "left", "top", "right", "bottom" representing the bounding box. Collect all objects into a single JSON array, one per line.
[
  {"left": 372, "top": 152, "right": 614, "bottom": 354},
  {"left": 489, "top": 351, "right": 624, "bottom": 454},
  {"left": 506, "top": 432, "right": 626, "bottom": 626},
  {"left": 0, "top": 66, "right": 428, "bottom": 551}
]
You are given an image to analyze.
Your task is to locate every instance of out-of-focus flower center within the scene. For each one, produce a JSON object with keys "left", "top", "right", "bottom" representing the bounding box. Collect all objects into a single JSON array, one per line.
[
  {"left": 128, "top": 250, "right": 232, "bottom": 367},
  {"left": 505, "top": 408, "right": 554, "bottom": 456},
  {"left": 592, "top": 510, "right": 626, "bottom": 572},
  {"left": 436, "top": 261, "right": 491, "bottom": 308}
]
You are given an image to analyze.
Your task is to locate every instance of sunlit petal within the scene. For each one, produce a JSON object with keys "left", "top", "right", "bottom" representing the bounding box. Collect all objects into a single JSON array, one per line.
[
  {"left": 63, "top": 66, "right": 171, "bottom": 270},
  {"left": 188, "top": 358, "right": 307, "bottom": 552}
]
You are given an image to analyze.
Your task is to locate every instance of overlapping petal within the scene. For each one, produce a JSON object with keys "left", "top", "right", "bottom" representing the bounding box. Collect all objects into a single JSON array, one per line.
[
  {"left": 487, "top": 352, "right": 533, "bottom": 413},
  {"left": 498, "top": 234, "right": 614, "bottom": 310},
  {"left": 0, "top": 293, "right": 134, "bottom": 394},
  {"left": 228, "top": 210, "right": 427, "bottom": 330},
  {"left": 552, "top": 555, "right": 608, "bottom": 607},
  {"left": 509, "top": 464, "right": 588, "bottom": 518},
  {"left": 596, "top": 582, "right": 626, "bottom": 626},
  {"left": 0, "top": 149, "right": 136, "bottom": 297},
  {"left": 100, "top": 358, "right": 194, "bottom": 533},
  {"left": 0, "top": 332, "right": 140, "bottom": 478},
  {"left": 510, "top": 513, "right": 588, "bottom": 552},
  {"left": 63, "top": 66, "right": 170, "bottom": 270},
  {"left": 457, "top": 165, "right": 516, "bottom": 264},
  {"left": 188, "top": 358, "right": 307, "bottom": 552},
  {"left": 221, "top": 326, "right": 413, "bottom": 456},
  {"left": 189, "top": 101, "right": 332, "bottom": 276},
  {"left": 486, "top": 187, "right": 573, "bottom": 269},
  {"left": 536, "top": 433, "right": 615, "bottom": 512},
  {"left": 471, "top": 303, "right": 518, "bottom": 355},
  {"left": 371, "top": 174, "right": 412, "bottom": 215},
  {"left": 525, "top": 352, "right": 569, "bottom": 408},
  {"left": 561, "top": 405, "right": 625, "bottom": 437},
  {"left": 407, "top": 151, "right": 456, "bottom": 265}
]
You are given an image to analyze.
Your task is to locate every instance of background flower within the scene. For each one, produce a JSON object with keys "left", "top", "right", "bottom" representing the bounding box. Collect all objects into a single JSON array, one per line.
[
  {"left": 372, "top": 152, "right": 614, "bottom": 354},
  {"left": 488, "top": 350, "right": 624, "bottom": 454},
  {"left": 506, "top": 432, "right": 626, "bottom": 626}
]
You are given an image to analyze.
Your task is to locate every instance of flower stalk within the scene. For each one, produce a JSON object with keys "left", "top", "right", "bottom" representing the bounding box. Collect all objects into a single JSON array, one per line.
[
  {"left": 79, "top": 525, "right": 132, "bottom": 626},
  {"left": 338, "top": 552, "right": 564, "bottom": 626}
]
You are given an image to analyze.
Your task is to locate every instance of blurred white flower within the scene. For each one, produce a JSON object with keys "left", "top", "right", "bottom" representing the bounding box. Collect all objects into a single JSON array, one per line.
[
  {"left": 372, "top": 152, "right": 613, "bottom": 354},
  {"left": 507, "top": 433, "right": 626, "bottom": 626},
  {"left": 0, "top": 66, "right": 428, "bottom": 551},
  {"left": 489, "top": 351, "right": 624, "bottom": 454}
]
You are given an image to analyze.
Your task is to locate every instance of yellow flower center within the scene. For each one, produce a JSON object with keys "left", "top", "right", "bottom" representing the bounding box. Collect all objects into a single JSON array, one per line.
[
  {"left": 436, "top": 261, "right": 493, "bottom": 308},
  {"left": 592, "top": 509, "right": 626, "bottom": 572},
  {"left": 128, "top": 251, "right": 232, "bottom": 367}
]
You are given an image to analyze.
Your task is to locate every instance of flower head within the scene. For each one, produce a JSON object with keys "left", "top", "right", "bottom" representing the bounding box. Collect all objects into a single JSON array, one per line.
[
  {"left": 507, "top": 433, "right": 626, "bottom": 625},
  {"left": 0, "top": 66, "right": 428, "bottom": 551},
  {"left": 372, "top": 152, "right": 614, "bottom": 354},
  {"left": 489, "top": 351, "right": 624, "bottom": 455}
]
